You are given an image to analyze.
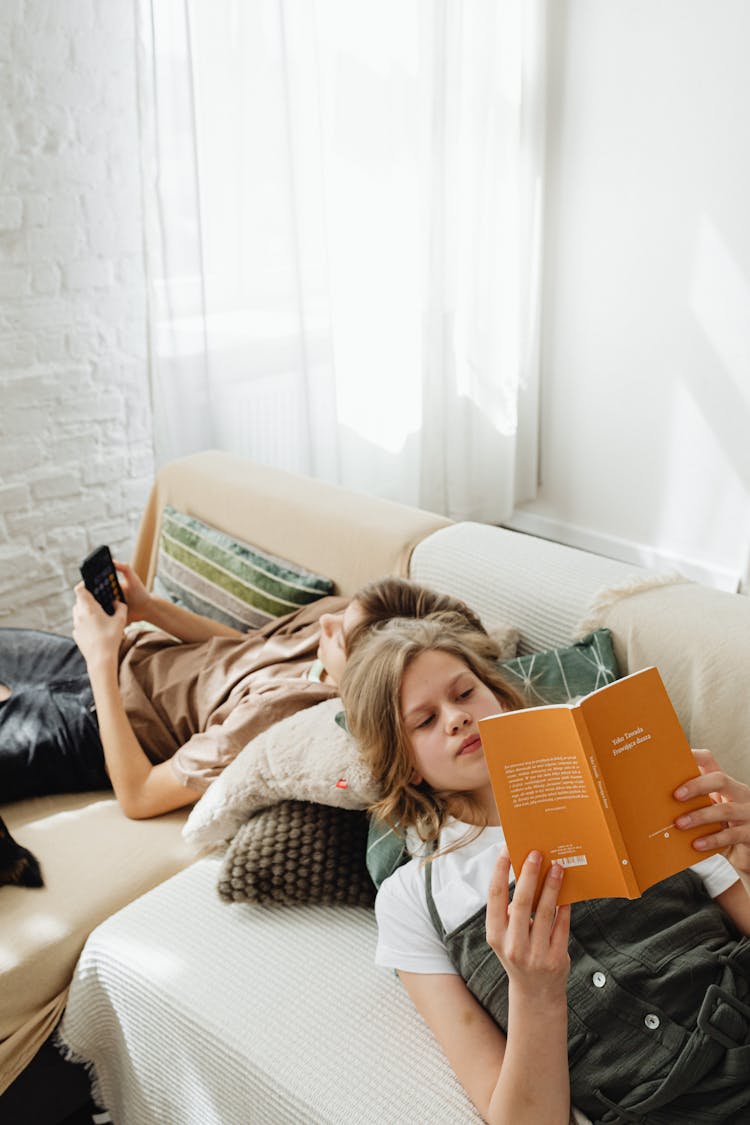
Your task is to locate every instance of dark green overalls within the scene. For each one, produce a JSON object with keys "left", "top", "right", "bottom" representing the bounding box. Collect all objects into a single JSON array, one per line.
[{"left": 425, "top": 865, "right": 750, "bottom": 1124}]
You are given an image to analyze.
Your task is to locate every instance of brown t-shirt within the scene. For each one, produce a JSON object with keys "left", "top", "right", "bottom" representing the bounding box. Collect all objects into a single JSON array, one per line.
[{"left": 117, "top": 596, "right": 349, "bottom": 792}]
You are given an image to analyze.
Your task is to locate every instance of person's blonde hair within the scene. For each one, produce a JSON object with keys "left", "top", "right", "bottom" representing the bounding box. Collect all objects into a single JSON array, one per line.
[
  {"left": 340, "top": 615, "right": 524, "bottom": 849},
  {"left": 346, "top": 577, "right": 486, "bottom": 657}
]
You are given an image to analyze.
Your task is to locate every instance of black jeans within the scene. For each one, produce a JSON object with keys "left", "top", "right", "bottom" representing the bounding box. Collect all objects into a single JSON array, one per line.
[{"left": 0, "top": 629, "right": 109, "bottom": 803}]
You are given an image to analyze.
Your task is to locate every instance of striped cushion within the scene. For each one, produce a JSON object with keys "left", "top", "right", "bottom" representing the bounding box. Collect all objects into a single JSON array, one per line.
[{"left": 155, "top": 506, "right": 335, "bottom": 631}]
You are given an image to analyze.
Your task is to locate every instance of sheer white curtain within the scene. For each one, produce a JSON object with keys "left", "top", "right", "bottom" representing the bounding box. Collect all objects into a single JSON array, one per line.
[{"left": 136, "top": 0, "right": 546, "bottom": 520}]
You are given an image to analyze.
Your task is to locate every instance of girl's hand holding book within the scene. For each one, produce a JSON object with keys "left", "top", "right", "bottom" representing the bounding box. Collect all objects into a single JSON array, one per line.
[
  {"left": 674, "top": 748, "right": 750, "bottom": 877},
  {"left": 486, "top": 848, "right": 571, "bottom": 1002}
]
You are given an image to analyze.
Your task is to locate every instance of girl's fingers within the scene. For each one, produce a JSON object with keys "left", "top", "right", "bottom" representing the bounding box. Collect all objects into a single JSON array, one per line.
[
  {"left": 549, "top": 903, "right": 572, "bottom": 955},
  {"left": 510, "top": 849, "right": 541, "bottom": 912},
  {"left": 676, "top": 750, "right": 745, "bottom": 803},
  {"left": 677, "top": 799, "right": 748, "bottom": 830},
  {"left": 682, "top": 772, "right": 744, "bottom": 803},
  {"left": 486, "top": 848, "right": 512, "bottom": 946},
  {"left": 488, "top": 848, "right": 512, "bottom": 905},
  {"left": 692, "top": 823, "right": 750, "bottom": 852},
  {"left": 692, "top": 748, "right": 722, "bottom": 773},
  {"left": 488, "top": 849, "right": 555, "bottom": 953},
  {"left": 532, "top": 861, "right": 564, "bottom": 921},
  {"left": 674, "top": 751, "right": 750, "bottom": 842},
  {"left": 506, "top": 851, "right": 546, "bottom": 943},
  {"left": 526, "top": 861, "right": 565, "bottom": 949}
]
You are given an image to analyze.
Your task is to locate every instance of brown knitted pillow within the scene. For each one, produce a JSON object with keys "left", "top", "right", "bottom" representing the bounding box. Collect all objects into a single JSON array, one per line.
[{"left": 218, "top": 800, "right": 376, "bottom": 907}]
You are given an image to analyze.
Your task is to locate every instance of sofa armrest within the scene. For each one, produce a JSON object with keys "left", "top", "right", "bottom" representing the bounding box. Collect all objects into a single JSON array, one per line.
[{"left": 579, "top": 579, "right": 750, "bottom": 787}]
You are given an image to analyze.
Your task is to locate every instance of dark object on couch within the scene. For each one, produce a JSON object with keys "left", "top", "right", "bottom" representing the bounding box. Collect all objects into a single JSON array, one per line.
[
  {"left": 218, "top": 800, "right": 376, "bottom": 907},
  {"left": 0, "top": 815, "right": 43, "bottom": 887}
]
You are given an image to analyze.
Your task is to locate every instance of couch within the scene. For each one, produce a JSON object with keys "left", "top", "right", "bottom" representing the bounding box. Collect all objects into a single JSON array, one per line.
[{"left": 4, "top": 451, "right": 750, "bottom": 1124}]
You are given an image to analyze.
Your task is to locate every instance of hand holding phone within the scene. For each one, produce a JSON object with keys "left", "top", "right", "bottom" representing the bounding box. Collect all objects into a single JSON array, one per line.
[{"left": 80, "top": 545, "right": 126, "bottom": 616}]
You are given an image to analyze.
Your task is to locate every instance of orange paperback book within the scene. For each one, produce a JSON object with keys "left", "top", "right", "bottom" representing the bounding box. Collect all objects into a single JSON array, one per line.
[{"left": 478, "top": 666, "right": 722, "bottom": 906}]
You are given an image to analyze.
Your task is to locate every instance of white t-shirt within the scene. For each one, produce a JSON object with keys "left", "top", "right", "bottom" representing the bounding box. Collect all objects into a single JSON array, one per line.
[{"left": 375, "top": 818, "right": 740, "bottom": 976}]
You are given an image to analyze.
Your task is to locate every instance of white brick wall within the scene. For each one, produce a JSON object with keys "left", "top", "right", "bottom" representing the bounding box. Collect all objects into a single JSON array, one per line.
[{"left": 0, "top": 0, "right": 153, "bottom": 633}]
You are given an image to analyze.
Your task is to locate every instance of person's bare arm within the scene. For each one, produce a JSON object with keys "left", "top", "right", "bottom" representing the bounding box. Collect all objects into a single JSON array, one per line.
[
  {"left": 116, "top": 561, "right": 243, "bottom": 641},
  {"left": 398, "top": 971, "right": 508, "bottom": 1117},
  {"left": 73, "top": 587, "right": 203, "bottom": 818},
  {"left": 484, "top": 851, "right": 571, "bottom": 1124},
  {"left": 400, "top": 852, "right": 570, "bottom": 1125}
]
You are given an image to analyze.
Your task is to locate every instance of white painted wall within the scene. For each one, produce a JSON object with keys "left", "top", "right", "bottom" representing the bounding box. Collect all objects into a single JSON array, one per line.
[
  {"left": 511, "top": 0, "right": 750, "bottom": 591},
  {"left": 0, "top": 0, "right": 152, "bottom": 630}
]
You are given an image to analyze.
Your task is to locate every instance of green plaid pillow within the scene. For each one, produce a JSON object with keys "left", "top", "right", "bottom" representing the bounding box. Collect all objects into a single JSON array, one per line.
[
  {"left": 365, "top": 629, "right": 620, "bottom": 888},
  {"left": 155, "top": 506, "right": 335, "bottom": 632}
]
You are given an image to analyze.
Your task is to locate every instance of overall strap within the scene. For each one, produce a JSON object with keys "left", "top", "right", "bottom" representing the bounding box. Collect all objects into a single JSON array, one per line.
[{"left": 423, "top": 850, "right": 447, "bottom": 941}]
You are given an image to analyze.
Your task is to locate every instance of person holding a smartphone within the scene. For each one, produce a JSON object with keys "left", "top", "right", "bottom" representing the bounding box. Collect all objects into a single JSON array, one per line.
[{"left": 0, "top": 562, "right": 484, "bottom": 820}]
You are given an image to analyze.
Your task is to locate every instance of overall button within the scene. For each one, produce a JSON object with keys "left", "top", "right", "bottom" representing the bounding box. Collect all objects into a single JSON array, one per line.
[
  {"left": 592, "top": 972, "right": 606, "bottom": 988},
  {"left": 644, "top": 1013, "right": 660, "bottom": 1030}
]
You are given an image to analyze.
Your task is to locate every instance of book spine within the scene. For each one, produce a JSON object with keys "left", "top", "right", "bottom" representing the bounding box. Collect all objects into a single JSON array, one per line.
[{"left": 572, "top": 710, "right": 641, "bottom": 898}]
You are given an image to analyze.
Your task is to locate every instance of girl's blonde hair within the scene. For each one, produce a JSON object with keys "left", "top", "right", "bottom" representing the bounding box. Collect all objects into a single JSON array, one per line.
[{"left": 340, "top": 615, "right": 524, "bottom": 848}]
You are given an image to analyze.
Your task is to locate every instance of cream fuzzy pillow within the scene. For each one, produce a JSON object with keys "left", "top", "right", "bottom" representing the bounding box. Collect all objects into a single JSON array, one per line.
[{"left": 183, "top": 698, "right": 378, "bottom": 849}]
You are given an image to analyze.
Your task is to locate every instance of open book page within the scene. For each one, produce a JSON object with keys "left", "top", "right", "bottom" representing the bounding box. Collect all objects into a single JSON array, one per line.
[
  {"left": 579, "top": 666, "right": 721, "bottom": 892},
  {"left": 479, "top": 706, "right": 637, "bottom": 906}
]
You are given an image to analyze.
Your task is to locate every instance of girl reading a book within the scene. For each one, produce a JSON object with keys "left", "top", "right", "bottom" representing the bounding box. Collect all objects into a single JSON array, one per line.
[{"left": 340, "top": 616, "right": 750, "bottom": 1125}]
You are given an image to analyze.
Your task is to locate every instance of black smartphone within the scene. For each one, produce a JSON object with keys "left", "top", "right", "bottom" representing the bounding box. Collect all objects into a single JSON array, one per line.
[{"left": 80, "top": 545, "right": 126, "bottom": 615}]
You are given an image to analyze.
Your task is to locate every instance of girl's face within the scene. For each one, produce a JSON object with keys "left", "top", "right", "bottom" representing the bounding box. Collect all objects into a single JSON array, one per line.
[
  {"left": 317, "top": 599, "right": 366, "bottom": 686},
  {"left": 399, "top": 648, "right": 504, "bottom": 796}
]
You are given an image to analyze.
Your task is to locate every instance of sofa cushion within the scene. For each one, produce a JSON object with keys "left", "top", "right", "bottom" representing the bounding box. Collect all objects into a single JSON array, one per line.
[
  {"left": 366, "top": 629, "right": 622, "bottom": 889},
  {"left": 155, "top": 505, "right": 335, "bottom": 632},
  {"left": 218, "top": 801, "right": 375, "bottom": 907}
]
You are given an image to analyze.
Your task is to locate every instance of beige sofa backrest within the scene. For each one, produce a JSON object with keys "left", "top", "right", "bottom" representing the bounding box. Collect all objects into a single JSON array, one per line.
[
  {"left": 410, "top": 521, "right": 645, "bottom": 654},
  {"left": 132, "top": 450, "right": 452, "bottom": 597}
]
